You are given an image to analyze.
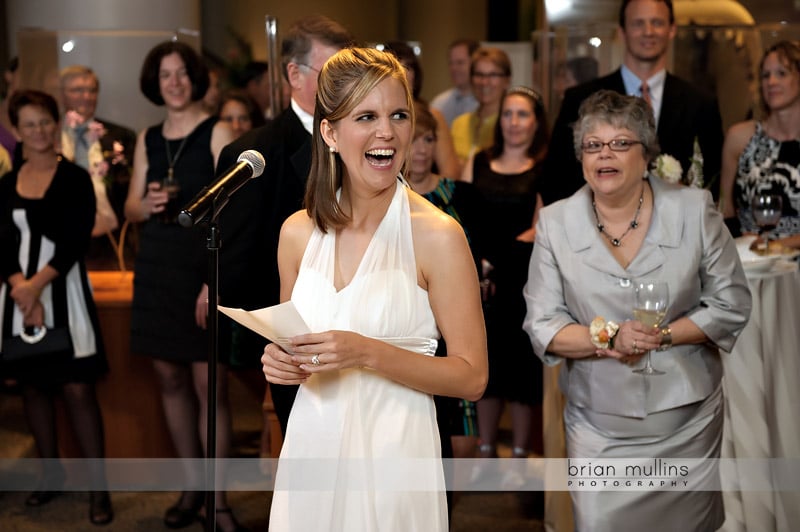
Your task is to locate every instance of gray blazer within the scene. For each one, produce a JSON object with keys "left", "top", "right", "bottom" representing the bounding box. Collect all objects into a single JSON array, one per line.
[{"left": 523, "top": 176, "right": 751, "bottom": 418}]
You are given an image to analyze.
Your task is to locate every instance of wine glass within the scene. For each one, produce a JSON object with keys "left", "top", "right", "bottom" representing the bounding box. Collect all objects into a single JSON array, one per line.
[
  {"left": 751, "top": 193, "right": 782, "bottom": 253},
  {"left": 632, "top": 280, "right": 669, "bottom": 376}
]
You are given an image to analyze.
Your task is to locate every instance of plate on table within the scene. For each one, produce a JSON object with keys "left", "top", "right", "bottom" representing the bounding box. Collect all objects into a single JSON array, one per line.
[{"left": 740, "top": 255, "right": 781, "bottom": 273}]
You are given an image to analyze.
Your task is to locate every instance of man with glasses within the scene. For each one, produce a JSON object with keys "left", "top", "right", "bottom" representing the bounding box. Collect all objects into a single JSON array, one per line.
[
  {"left": 216, "top": 15, "right": 354, "bottom": 435},
  {"left": 59, "top": 65, "right": 136, "bottom": 268},
  {"left": 540, "top": 0, "right": 723, "bottom": 205}
]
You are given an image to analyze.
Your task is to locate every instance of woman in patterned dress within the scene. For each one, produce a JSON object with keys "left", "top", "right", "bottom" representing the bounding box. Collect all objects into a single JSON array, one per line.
[{"left": 721, "top": 40, "right": 800, "bottom": 245}]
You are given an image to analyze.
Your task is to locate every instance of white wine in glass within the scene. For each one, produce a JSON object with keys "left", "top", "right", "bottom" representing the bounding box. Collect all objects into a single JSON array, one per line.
[
  {"left": 632, "top": 280, "right": 669, "bottom": 375},
  {"left": 751, "top": 193, "right": 782, "bottom": 252}
]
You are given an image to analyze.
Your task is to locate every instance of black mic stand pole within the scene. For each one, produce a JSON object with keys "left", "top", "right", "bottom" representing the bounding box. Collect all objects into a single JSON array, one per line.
[{"left": 204, "top": 203, "right": 221, "bottom": 532}]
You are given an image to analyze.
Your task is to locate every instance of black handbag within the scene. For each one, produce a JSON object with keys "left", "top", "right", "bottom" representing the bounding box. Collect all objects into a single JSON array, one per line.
[{"left": 2, "top": 326, "right": 73, "bottom": 361}]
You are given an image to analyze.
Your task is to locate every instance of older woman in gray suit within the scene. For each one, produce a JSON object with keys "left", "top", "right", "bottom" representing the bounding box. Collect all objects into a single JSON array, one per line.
[{"left": 523, "top": 90, "right": 751, "bottom": 532}]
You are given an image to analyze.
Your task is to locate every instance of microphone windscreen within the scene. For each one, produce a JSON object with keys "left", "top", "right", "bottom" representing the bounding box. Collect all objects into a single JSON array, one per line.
[{"left": 237, "top": 150, "right": 265, "bottom": 177}]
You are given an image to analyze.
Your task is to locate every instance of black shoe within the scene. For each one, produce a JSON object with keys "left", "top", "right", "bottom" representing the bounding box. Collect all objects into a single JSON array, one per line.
[
  {"left": 215, "top": 508, "right": 250, "bottom": 532},
  {"left": 163, "top": 492, "right": 203, "bottom": 529},
  {"left": 25, "top": 466, "right": 65, "bottom": 506},
  {"left": 89, "top": 491, "right": 114, "bottom": 526},
  {"left": 25, "top": 490, "right": 60, "bottom": 506}
]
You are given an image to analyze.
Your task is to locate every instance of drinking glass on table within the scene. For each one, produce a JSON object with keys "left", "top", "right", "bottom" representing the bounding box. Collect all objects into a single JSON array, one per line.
[
  {"left": 751, "top": 193, "right": 783, "bottom": 252},
  {"left": 632, "top": 280, "right": 669, "bottom": 376}
]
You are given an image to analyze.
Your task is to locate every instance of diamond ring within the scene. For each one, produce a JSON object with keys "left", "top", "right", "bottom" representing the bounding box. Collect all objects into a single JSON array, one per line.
[{"left": 311, "top": 354, "right": 321, "bottom": 366}]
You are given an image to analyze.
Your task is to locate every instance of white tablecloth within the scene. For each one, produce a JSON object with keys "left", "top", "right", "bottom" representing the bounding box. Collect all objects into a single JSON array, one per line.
[{"left": 720, "top": 259, "right": 800, "bottom": 532}]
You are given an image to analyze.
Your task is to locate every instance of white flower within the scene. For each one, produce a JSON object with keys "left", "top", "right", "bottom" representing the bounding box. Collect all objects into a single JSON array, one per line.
[
  {"left": 686, "top": 136, "right": 705, "bottom": 189},
  {"left": 653, "top": 154, "right": 683, "bottom": 184}
]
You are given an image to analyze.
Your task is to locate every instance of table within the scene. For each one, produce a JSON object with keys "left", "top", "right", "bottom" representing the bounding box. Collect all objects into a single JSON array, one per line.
[{"left": 720, "top": 260, "right": 800, "bottom": 531}]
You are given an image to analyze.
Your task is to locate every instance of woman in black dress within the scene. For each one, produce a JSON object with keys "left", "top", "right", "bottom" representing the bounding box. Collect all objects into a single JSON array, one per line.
[
  {"left": 0, "top": 90, "right": 112, "bottom": 524},
  {"left": 462, "top": 87, "right": 548, "bottom": 461},
  {"left": 123, "top": 42, "right": 242, "bottom": 531}
]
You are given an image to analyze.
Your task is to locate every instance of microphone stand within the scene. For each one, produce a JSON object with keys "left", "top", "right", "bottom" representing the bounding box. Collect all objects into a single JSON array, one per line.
[{"left": 204, "top": 207, "right": 221, "bottom": 532}]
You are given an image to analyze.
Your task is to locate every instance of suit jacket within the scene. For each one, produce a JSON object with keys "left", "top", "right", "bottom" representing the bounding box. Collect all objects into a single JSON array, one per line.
[
  {"left": 540, "top": 69, "right": 724, "bottom": 205},
  {"left": 217, "top": 107, "right": 311, "bottom": 310},
  {"left": 523, "top": 176, "right": 751, "bottom": 418},
  {"left": 216, "top": 108, "right": 311, "bottom": 433}
]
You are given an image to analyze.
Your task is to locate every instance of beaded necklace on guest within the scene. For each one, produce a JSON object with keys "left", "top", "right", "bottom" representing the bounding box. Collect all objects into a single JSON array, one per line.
[{"left": 591, "top": 183, "right": 645, "bottom": 247}]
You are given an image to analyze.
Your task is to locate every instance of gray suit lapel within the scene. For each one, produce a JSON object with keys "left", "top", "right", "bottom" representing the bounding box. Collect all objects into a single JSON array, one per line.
[{"left": 564, "top": 178, "right": 682, "bottom": 278}]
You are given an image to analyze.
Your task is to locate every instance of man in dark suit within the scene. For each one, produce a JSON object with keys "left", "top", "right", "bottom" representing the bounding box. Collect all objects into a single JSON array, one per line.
[
  {"left": 540, "top": 0, "right": 723, "bottom": 205},
  {"left": 216, "top": 15, "right": 354, "bottom": 436},
  {"left": 59, "top": 65, "right": 137, "bottom": 269}
]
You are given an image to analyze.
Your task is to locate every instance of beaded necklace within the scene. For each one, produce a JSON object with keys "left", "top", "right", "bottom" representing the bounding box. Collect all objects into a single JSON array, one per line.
[{"left": 592, "top": 185, "right": 645, "bottom": 247}]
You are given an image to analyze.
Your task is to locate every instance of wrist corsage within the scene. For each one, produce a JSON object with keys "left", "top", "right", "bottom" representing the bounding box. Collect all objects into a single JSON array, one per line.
[{"left": 589, "top": 316, "right": 619, "bottom": 349}]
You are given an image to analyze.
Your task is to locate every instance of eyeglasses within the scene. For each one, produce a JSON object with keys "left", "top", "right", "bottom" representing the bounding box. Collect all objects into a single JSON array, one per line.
[
  {"left": 471, "top": 71, "right": 507, "bottom": 80},
  {"left": 581, "top": 139, "right": 643, "bottom": 153},
  {"left": 298, "top": 63, "right": 321, "bottom": 74}
]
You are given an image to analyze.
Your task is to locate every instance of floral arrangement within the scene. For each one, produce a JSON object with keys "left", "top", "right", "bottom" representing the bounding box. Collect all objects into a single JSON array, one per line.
[
  {"left": 652, "top": 153, "right": 683, "bottom": 184},
  {"left": 685, "top": 136, "right": 705, "bottom": 188},
  {"left": 651, "top": 136, "right": 708, "bottom": 189}
]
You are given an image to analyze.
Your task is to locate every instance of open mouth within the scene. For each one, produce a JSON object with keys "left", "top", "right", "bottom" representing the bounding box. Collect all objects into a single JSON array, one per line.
[
  {"left": 597, "top": 167, "right": 619, "bottom": 177},
  {"left": 365, "top": 148, "right": 396, "bottom": 168}
]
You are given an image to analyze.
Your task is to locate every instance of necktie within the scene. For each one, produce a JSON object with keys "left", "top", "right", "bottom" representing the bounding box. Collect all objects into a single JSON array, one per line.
[
  {"left": 640, "top": 81, "right": 652, "bottom": 108},
  {"left": 73, "top": 123, "right": 90, "bottom": 169}
]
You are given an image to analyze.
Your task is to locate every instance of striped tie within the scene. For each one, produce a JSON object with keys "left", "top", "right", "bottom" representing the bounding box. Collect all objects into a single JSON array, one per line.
[{"left": 640, "top": 81, "right": 652, "bottom": 107}]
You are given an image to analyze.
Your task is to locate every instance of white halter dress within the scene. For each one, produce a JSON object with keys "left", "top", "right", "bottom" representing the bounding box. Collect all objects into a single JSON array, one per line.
[{"left": 268, "top": 181, "right": 447, "bottom": 531}]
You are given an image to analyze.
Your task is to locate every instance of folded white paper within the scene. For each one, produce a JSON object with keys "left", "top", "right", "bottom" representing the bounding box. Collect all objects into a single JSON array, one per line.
[{"left": 218, "top": 301, "right": 311, "bottom": 352}]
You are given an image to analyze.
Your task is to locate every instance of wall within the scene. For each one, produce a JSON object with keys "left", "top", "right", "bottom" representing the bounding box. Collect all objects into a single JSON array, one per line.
[
  {"left": 5, "top": 0, "right": 201, "bottom": 132},
  {"left": 200, "top": 0, "right": 488, "bottom": 101}
]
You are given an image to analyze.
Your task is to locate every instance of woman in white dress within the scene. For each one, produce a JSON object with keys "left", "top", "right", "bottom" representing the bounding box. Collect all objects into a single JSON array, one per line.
[{"left": 261, "top": 47, "right": 488, "bottom": 531}]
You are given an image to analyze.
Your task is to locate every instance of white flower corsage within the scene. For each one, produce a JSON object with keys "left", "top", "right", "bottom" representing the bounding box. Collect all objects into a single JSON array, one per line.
[
  {"left": 652, "top": 154, "right": 683, "bottom": 184},
  {"left": 589, "top": 316, "right": 619, "bottom": 349}
]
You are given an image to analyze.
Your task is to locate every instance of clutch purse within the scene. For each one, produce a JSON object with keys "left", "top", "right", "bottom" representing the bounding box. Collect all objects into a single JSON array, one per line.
[{"left": 2, "top": 326, "right": 73, "bottom": 361}]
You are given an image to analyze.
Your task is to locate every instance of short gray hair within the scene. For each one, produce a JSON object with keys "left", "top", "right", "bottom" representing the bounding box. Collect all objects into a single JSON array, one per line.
[{"left": 572, "top": 90, "right": 659, "bottom": 162}]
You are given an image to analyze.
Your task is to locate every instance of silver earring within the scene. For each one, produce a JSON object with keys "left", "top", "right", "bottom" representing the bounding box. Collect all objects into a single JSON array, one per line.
[{"left": 329, "top": 146, "right": 336, "bottom": 153}]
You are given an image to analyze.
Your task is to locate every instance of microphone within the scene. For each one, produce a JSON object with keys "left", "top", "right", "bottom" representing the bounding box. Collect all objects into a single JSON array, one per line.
[{"left": 178, "top": 150, "right": 265, "bottom": 227}]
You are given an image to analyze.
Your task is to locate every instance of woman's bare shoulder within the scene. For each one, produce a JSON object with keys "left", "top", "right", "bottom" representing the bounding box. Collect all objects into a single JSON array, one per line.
[
  {"left": 725, "top": 120, "right": 757, "bottom": 145},
  {"left": 408, "top": 189, "right": 462, "bottom": 236},
  {"left": 407, "top": 189, "right": 469, "bottom": 264},
  {"left": 280, "top": 209, "right": 316, "bottom": 252}
]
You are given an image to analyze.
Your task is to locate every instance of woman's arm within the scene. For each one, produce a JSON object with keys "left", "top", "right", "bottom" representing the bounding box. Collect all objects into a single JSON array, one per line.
[
  {"left": 685, "top": 191, "right": 752, "bottom": 351},
  {"left": 516, "top": 193, "right": 543, "bottom": 243},
  {"left": 368, "top": 202, "right": 487, "bottom": 400},
  {"left": 719, "top": 121, "right": 754, "bottom": 219},
  {"left": 124, "top": 128, "right": 168, "bottom": 222},
  {"left": 261, "top": 210, "right": 315, "bottom": 384},
  {"left": 210, "top": 120, "right": 235, "bottom": 169}
]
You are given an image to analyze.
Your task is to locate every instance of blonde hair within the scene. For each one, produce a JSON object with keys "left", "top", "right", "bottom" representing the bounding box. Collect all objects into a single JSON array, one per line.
[{"left": 305, "top": 47, "right": 414, "bottom": 232}]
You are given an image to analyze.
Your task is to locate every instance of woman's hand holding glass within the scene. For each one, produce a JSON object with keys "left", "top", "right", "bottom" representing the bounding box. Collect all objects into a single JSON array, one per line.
[
  {"left": 144, "top": 181, "right": 169, "bottom": 217},
  {"left": 632, "top": 280, "right": 669, "bottom": 375},
  {"left": 594, "top": 319, "right": 660, "bottom": 364}
]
